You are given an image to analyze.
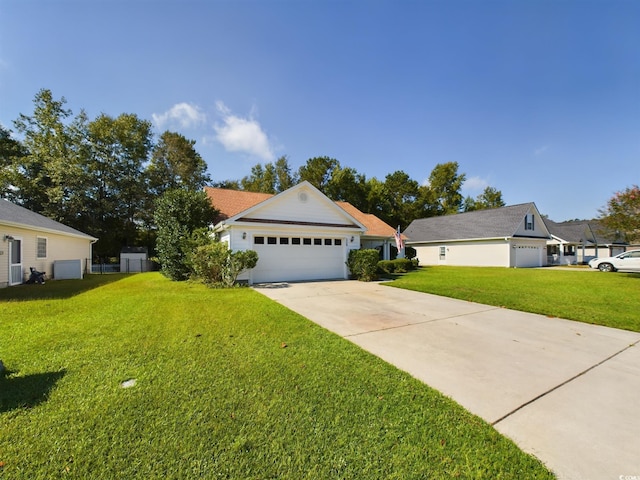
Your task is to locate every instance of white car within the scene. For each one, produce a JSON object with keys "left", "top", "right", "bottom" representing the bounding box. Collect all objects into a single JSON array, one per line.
[{"left": 588, "top": 250, "right": 640, "bottom": 272}]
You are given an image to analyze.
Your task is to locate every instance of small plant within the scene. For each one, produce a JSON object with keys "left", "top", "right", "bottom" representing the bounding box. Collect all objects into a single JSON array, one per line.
[
  {"left": 347, "top": 249, "right": 379, "bottom": 281},
  {"left": 191, "top": 242, "right": 258, "bottom": 287}
]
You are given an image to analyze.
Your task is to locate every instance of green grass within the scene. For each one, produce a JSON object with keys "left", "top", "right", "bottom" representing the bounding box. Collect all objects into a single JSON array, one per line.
[
  {"left": 385, "top": 266, "right": 640, "bottom": 332},
  {"left": 0, "top": 273, "right": 552, "bottom": 479}
]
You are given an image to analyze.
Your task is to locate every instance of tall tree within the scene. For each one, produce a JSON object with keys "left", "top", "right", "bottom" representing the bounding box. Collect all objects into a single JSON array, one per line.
[
  {"left": 0, "top": 125, "right": 27, "bottom": 202},
  {"left": 240, "top": 156, "right": 297, "bottom": 193},
  {"left": 423, "top": 162, "right": 466, "bottom": 216},
  {"left": 463, "top": 186, "right": 505, "bottom": 212},
  {"left": 147, "top": 131, "right": 210, "bottom": 195},
  {"left": 154, "top": 189, "right": 218, "bottom": 281},
  {"left": 381, "top": 170, "right": 420, "bottom": 229},
  {"left": 599, "top": 185, "right": 640, "bottom": 242},
  {"left": 326, "top": 166, "right": 369, "bottom": 209},
  {"left": 87, "top": 113, "right": 153, "bottom": 255},
  {"left": 12, "top": 88, "right": 74, "bottom": 217},
  {"left": 297, "top": 156, "right": 340, "bottom": 192}
]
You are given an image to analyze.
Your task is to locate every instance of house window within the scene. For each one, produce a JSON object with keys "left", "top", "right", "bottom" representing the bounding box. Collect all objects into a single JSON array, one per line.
[
  {"left": 267, "top": 237, "right": 277, "bottom": 245},
  {"left": 334, "top": 239, "right": 342, "bottom": 246},
  {"left": 524, "top": 214, "right": 535, "bottom": 231},
  {"left": 37, "top": 237, "right": 47, "bottom": 259},
  {"left": 280, "top": 237, "right": 289, "bottom": 245},
  {"left": 314, "top": 238, "right": 322, "bottom": 246},
  {"left": 303, "top": 238, "right": 312, "bottom": 245},
  {"left": 292, "top": 237, "right": 301, "bottom": 245},
  {"left": 254, "top": 236, "right": 265, "bottom": 245},
  {"left": 324, "top": 239, "right": 332, "bottom": 246},
  {"left": 439, "top": 246, "right": 446, "bottom": 260}
]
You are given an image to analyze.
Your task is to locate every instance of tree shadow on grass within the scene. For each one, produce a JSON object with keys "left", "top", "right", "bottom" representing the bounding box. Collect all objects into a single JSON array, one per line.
[
  {"left": 0, "top": 273, "right": 133, "bottom": 302},
  {"left": 0, "top": 369, "right": 66, "bottom": 413}
]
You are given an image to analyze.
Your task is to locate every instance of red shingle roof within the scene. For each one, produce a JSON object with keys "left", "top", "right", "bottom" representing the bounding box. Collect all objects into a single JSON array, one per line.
[{"left": 204, "top": 187, "right": 396, "bottom": 238}]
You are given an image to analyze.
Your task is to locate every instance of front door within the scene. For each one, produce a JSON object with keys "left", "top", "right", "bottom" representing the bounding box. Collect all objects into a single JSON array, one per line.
[{"left": 9, "top": 238, "right": 23, "bottom": 285}]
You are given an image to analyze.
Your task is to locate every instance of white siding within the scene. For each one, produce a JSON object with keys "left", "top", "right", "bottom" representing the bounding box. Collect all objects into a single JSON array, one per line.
[
  {"left": 1, "top": 225, "right": 93, "bottom": 287},
  {"left": 415, "top": 240, "right": 511, "bottom": 267},
  {"left": 413, "top": 238, "right": 548, "bottom": 268},
  {"left": 242, "top": 185, "right": 354, "bottom": 226}
]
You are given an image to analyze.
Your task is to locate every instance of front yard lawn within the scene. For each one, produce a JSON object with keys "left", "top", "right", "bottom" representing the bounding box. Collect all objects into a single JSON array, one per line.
[
  {"left": 0, "top": 273, "right": 552, "bottom": 479},
  {"left": 385, "top": 266, "right": 640, "bottom": 332}
]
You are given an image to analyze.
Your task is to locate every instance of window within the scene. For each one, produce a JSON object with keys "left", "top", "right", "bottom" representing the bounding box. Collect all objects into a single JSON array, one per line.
[
  {"left": 334, "top": 239, "right": 342, "bottom": 246},
  {"left": 303, "top": 238, "right": 312, "bottom": 245},
  {"left": 313, "top": 238, "right": 322, "bottom": 246},
  {"left": 524, "top": 214, "right": 535, "bottom": 231},
  {"left": 267, "top": 237, "right": 277, "bottom": 245},
  {"left": 37, "top": 237, "right": 47, "bottom": 259},
  {"left": 439, "top": 246, "right": 446, "bottom": 260},
  {"left": 254, "top": 236, "right": 265, "bottom": 245},
  {"left": 292, "top": 237, "right": 301, "bottom": 245},
  {"left": 324, "top": 238, "right": 332, "bottom": 246},
  {"left": 280, "top": 237, "right": 289, "bottom": 245}
]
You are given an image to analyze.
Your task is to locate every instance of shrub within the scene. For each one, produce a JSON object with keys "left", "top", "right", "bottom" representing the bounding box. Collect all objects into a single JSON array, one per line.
[
  {"left": 347, "top": 249, "right": 379, "bottom": 281},
  {"left": 191, "top": 242, "right": 259, "bottom": 287},
  {"left": 377, "top": 258, "right": 418, "bottom": 275}
]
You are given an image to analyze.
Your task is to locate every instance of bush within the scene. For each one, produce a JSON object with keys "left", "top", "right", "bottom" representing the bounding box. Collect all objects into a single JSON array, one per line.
[
  {"left": 347, "top": 249, "right": 379, "bottom": 281},
  {"left": 191, "top": 242, "right": 258, "bottom": 287},
  {"left": 377, "top": 258, "right": 418, "bottom": 275}
]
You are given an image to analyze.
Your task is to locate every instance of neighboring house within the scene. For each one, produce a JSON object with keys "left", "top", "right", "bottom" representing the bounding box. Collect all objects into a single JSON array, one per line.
[
  {"left": 544, "top": 219, "right": 627, "bottom": 265},
  {"left": 0, "top": 199, "right": 97, "bottom": 287},
  {"left": 204, "top": 181, "right": 398, "bottom": 283},
  {"left": 404, "top": 203, "right": 550, "bottom": 268}
]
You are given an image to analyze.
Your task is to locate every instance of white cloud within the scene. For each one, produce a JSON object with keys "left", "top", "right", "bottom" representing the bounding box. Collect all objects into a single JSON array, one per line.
[
  {"left": 462, "top": 176, "right": 489, "bottom": 194},
  {"left": 152, "top": 102, "right": 207, "bottom": 130},
  {"left": 213, "top": 101, "right": 274, "bottom": 161}
]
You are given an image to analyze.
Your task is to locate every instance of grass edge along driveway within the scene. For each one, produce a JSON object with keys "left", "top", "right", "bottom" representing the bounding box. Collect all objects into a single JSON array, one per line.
[
  {"left": 385, "top": 266, "right": 640, "bottom": 333},
  {"left": 0, "top": 273, "right": 553, "bottom": 479}
]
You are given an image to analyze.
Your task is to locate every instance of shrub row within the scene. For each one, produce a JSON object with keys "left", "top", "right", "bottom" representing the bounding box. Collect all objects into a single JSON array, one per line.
[{"left": 377, "top": 258, "right": 418, "bottom": 274}]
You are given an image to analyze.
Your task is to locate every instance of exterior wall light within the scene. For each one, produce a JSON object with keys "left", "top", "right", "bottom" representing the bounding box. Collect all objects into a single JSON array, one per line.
[
  {"left": 242, "top": 232, "right": 247, "bottom": 240},
  {"left": 3, "top": 235, "right": 14, "bottom": 242}
]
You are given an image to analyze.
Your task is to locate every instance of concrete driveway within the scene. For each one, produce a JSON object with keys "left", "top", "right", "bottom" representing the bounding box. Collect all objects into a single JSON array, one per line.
[{"left": 255, "top": 280, "right": 640, "bottom": 480}]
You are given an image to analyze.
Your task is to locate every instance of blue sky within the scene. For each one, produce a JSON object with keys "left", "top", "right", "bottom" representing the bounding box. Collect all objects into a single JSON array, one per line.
[{"left": 1, "top": 0, "right": 638, "bottom": 222}]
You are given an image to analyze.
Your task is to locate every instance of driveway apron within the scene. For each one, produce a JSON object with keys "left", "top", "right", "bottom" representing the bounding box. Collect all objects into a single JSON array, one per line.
[{"left": 255, "top": 280, "right": 640, "bottom": 480}]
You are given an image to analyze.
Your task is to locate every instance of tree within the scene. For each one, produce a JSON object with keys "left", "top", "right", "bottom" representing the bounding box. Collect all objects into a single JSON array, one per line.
[
  {"left": 599, "top": 185, "right": 640, "bottom": 243},
  {"left": 463, "top": 186, "right": 505, "bottom": 212},
  {"left": 87, "top": 113, "right": 153, "bottom": 256},
  {"left": 154, "top": 189, "right": 218, "bottom": 281},
  {"left": 380, "top": 170, "right": 420, "bottom": 229},
  {"left": 147, "top": 131, "right": 210, "bottom": 195},
  {"left": 325, "top": 166, "right": 369, "bottom": 209},
  {"left": 240, "top": 156, "right": 297, "bottom": 194},
  {"left": 11, "top": 88, "right": 74, "bottom": 216},
  {"left": 423, "top": 162, "right": 466, "bottom": 216},
  {"left": 0, "top": 125, "right": 27, "bottom": 201},
  {"left": 297, "top": 156, "right": 340, "bottom": 192}
]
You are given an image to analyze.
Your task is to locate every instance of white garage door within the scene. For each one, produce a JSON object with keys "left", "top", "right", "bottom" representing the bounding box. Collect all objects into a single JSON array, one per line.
[
  {"left": 515, "top": 245, "right": 542, "bottom": 268},
  {"left": 251, "top": 235, "right": 347, "bottom": 283}
]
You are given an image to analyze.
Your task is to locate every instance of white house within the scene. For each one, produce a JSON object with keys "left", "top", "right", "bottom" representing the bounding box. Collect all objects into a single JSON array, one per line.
[
  {"left": 404, "top": 203, "right": 550, "bottom": 268},
  {"left": 0, "top": 199, "right": 97, "bottom": 287},
  {"left": 205, "top": 181, "right": 398, "bottom": 284},
  {"left": 544, "top": 219, "right": 627, "bottom": 265}
]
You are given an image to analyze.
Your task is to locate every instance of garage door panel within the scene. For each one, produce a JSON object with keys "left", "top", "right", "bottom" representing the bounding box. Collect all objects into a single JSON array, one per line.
[{"left": 252, "top": 243, "right": 346, "bottom": 283}]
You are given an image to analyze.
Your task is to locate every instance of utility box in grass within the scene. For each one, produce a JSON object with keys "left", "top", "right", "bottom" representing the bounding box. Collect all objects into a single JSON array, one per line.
[{"left": 54, "top": 259, "right": 83, "bottom": 280}]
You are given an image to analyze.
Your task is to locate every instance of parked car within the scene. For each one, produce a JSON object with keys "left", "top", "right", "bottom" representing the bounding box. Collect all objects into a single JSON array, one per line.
[{"left": 588, "top": 250, "right": 640, "bottom": 272}]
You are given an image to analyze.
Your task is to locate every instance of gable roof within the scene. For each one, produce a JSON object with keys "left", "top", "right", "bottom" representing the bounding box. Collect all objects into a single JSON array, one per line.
[
  {"left": 544, "top": 219, "right": 625, "bottom": 245},
  {"left": 0, "top": 199, "right": 97, "bottom": 240},
  {"left": 204, "top": 187, "right": 274, "bottom": 223},
  {"left": 404, "top": 203, "right": 547, "bottom": 243},
  {"left": 204, "top": 184, "right": 395, "bottom": 237},
  {"left": 336, "top": 202, "right": 398, "bottom": 238}
]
